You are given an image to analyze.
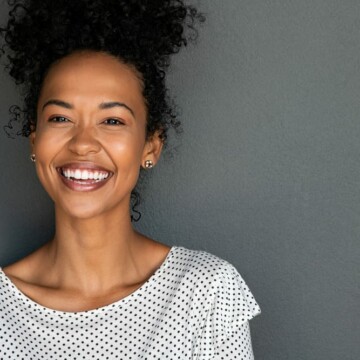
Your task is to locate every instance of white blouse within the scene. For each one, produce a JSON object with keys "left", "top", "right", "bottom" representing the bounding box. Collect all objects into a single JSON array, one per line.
[{"left": 0, "top": 246, "right": 261, "bottom": 359}]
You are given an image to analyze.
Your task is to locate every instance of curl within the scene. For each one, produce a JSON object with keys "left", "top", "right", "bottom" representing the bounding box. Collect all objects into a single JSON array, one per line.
[{"left": 0, "top": 0, "right": 205, "bottom": 145}]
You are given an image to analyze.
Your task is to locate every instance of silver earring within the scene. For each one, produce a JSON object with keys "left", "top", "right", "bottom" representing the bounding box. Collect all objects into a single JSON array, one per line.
[
  {"left": 30, "top": 154, "right": 36, "bottom": 163},
  {"left": 144, "top": 160, "right": 154, "bottom": 169}
]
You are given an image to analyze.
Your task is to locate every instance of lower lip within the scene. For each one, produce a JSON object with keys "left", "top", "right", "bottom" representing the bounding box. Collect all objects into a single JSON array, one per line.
[{"left": 59, "top": 173, "right": 112, "bottom": 192}]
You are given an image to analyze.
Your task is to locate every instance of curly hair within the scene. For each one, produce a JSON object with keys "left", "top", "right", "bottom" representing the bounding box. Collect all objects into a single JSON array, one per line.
[
  {"left": 0, "top": 0, "right": 204, "bottom": 141},
  {"left": 0, "top": 0, "right": 204, "bottom": 220}
]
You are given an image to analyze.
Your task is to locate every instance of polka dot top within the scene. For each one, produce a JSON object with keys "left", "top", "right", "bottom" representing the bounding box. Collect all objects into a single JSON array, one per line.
[{"left": 0, "top": 246, "right": 261, "bottom": 359}]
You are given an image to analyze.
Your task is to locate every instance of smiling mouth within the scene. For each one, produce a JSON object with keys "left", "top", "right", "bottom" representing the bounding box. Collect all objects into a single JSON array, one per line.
[
  {"left": 60, "top": 168, "right": 110, "bottom": 182},
  {"left": 57, "top": 165, "right": 113, "bottom": 191}
]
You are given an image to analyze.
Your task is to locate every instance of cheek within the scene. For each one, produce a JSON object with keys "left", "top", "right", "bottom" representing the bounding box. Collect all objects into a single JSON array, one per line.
[
  {"left": 33, "top": 124, "right": 67, "bottom": 153},
  {"left": 31, "top": 128, "right": 67, "bottom": 196},
  {"left": 106, "top": 136, "right": 145, "bottom": 173},
  {"left": 33, "top": 131, "right": 56, "bottom": 166},
  {"left": 106, "top": 125, "right": 147, "bottom": 160}
]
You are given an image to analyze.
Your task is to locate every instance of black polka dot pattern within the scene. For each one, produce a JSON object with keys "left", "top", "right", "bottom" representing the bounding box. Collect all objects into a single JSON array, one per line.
[{"left": 0, "top": 247, "right": 260, "bottom": 359}]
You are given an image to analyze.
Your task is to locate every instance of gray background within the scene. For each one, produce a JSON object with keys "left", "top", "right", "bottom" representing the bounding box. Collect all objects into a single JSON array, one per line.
[{"left": 0, "top": 0, "right": 359, "bottom": 359}]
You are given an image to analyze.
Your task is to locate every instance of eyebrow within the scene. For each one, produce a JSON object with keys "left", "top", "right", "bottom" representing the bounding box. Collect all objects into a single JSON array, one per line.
[
  {"left": 42, "top": 99, "right": 135, "bottom": 118},
  {"left": 99, "top": 101, "right": 135, "bottom": 117}
]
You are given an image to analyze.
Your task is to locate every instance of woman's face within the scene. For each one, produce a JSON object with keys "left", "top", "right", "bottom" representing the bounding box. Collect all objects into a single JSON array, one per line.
[{"left": 31, "top": 51, "right": 162, "bottom": 220}]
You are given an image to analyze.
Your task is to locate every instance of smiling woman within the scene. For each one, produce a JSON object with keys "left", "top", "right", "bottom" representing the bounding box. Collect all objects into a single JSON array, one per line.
[
  {"left": 33, "top": 52, "right": 154, "bottom": 218},
  {"left": 0, "top": 0, "right": 260, "bottom": 359}
]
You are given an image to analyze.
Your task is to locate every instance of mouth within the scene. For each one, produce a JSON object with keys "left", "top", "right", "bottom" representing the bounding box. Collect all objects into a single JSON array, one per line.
[{"left": 57, "top": 163, "right": 113, "bottom": 191}]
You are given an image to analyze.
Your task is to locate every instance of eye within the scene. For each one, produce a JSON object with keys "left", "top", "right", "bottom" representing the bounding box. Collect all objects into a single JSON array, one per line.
[
  {"left": 103, "top": 118, "right": 125, "bottom": 126},
  {"left": 49, "top": 116, "right": 69, "bottom": 123}
]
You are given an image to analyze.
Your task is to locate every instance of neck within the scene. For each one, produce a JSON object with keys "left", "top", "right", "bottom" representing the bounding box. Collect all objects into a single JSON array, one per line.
[{"left": 41, "top": 206, "right": 148, "bottom": 296}]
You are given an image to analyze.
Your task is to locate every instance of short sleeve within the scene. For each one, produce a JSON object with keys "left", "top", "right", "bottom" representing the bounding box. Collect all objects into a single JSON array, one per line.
[
  {"left": 195, "top": 263, "right": 261, "bottom": 359},
  {"left": 211, "top": 321, "right": 255, "bottom": 360}
]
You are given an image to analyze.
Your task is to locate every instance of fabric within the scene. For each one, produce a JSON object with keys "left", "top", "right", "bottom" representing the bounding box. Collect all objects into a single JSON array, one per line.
[{"left": 0, "top": 246, "right": 261, "bottom": 359}]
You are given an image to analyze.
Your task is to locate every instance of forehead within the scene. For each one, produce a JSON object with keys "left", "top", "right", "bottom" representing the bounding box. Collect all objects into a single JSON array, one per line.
[{"left": 38, "top": 51, "right": 146, "bottom": 117}]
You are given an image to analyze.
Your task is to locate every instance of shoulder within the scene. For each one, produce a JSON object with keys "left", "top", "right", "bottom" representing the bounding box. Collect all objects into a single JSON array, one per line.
[
  {"left": 169, "top": 247, "right": 260, "bottom": 309},
  {"left": 1, "top": 242, "right": 50, "bottom": 283},
  {"left": 171, "top": 246, "right": 232, "bottom": 268},
  {"left": 167, "top": 246, "right": 261, "bottom": 328},
  {"left": 170, "top": 246, "right": 246, "bottom": 283}
]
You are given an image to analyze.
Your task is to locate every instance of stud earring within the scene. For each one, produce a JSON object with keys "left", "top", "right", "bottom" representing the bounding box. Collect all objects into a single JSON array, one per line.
[
  {"left": 144, "top": 160, "right": 154, "bottom": 169},
  {"left": 30, "top": 154, "right": 36, "bottom": 163}
]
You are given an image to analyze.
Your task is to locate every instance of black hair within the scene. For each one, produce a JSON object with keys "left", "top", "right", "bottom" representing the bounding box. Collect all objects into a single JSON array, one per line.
[
  {"left": 0, "top": 0, "right": 204, "bottom": 140},
  {"left": 0, "top": 0, "right": 204, "bottom": 220}
]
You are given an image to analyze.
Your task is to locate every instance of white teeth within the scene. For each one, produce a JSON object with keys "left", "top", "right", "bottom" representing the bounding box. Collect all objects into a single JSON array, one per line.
[
  {"left": 63, "top": 170, "right": 71, "bottom": 178},
  {"left": 75, "top": 169, "right": 81, "bottom": 179},
  {"left": 61, "top": 168, "right": 110, "bottom": 181},
  {"left": 80, "top": 170, "right": 88, "bottom": 180}
]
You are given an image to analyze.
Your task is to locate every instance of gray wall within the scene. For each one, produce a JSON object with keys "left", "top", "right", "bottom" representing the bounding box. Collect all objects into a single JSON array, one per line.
[{"left": 0, "top": 1, "right": 359, "bottom": 359}]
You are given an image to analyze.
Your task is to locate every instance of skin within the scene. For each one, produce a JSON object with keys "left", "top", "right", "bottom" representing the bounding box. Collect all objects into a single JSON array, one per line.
[{"left": 3, "top": 50, "right": 170, "bottom": 312}]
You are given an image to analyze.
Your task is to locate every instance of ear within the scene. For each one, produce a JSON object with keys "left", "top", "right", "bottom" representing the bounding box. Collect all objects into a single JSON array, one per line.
[
  {"left": 29, "top": 130, "right": 36, "bottom": 153},
  {"left": 141, "top": 131, "right": 164, "bottom": 168}
]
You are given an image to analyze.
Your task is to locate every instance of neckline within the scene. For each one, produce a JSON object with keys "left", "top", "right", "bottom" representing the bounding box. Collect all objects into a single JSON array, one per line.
[{"left": 0, "top": 246, "right": 177, "bottom": 317}]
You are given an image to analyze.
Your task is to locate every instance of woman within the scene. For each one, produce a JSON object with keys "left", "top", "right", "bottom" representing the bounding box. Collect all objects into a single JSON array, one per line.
[{"left": 0, "top": 0, "right": 260, "bottom": 359}]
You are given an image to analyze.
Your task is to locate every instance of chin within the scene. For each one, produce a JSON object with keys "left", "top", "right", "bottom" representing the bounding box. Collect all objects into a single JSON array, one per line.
[
  {"left": 55, "top": 202, "right": 109, "bottom": 221},
  {"left": 54, "top": 194, "right": 130, "bottom": 221}
]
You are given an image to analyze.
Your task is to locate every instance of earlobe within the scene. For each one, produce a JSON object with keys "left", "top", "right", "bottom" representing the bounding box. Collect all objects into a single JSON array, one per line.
[{"left": 142, "top": 132, "right": 164, "bottom": 169}]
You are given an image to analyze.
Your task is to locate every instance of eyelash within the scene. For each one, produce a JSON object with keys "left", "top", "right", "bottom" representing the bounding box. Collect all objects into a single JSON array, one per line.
[
  {"left": 49, "top": 116, "right": 69, "bottom": 123},
  {"left": 48, "top": 117, "right": 125, "bottom": 125},
  {"left": 103, "top": 118, "right": 124, "bottom": 126}
]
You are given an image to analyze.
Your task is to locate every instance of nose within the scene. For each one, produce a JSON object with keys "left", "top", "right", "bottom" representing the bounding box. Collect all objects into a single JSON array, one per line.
[{"left": 67, "top": 126, "right": 101, "bottom": 156}]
